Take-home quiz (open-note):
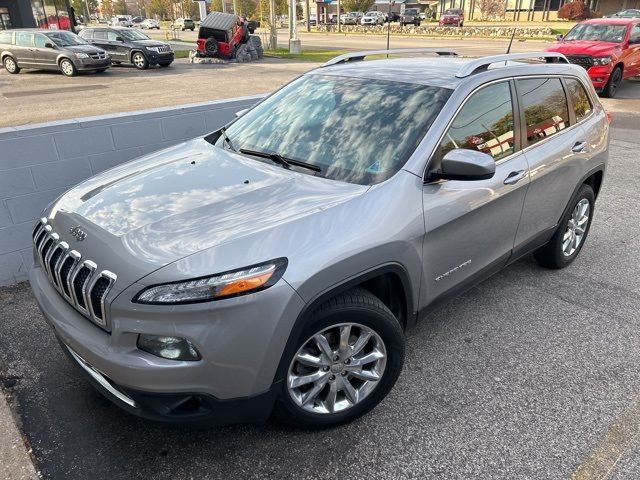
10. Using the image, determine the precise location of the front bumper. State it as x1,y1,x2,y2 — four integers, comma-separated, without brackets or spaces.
29,263,305,424
76,57,111,71
586,65,614,89
146,51,174,65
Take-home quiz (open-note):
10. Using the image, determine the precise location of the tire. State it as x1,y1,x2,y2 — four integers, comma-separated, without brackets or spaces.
3,56,20,74
534,184,595,269
59,58,76,77
131,51,148,70
204,37,219,56
601,65,622,98
274,287,405,429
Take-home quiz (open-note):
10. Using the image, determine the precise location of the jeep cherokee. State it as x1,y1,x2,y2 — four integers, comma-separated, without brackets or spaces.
29,49,609,429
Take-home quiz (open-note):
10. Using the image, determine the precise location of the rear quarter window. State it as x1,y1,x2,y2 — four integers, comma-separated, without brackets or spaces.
517,78,569,147
0,31,11,44
565,78,593,123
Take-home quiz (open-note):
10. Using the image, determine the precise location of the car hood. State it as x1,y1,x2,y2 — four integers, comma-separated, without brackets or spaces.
64,44,105,54
547,40,622,56
130,39,168,47
48,138,367,285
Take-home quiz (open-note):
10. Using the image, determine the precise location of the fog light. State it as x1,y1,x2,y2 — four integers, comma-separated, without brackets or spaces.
137,335,201,361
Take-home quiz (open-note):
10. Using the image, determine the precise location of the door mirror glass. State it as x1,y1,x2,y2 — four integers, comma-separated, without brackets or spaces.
44,42,55,48
431,149,495,181
235,108,249,118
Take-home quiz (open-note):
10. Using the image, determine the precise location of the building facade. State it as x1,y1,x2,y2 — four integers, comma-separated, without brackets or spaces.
0,0,74,30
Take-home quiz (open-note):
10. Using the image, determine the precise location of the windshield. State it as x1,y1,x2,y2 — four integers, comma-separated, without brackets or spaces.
444,9,460,14
46,31,87,47
220,74,451,185
118,29,150,40
563,23,628,42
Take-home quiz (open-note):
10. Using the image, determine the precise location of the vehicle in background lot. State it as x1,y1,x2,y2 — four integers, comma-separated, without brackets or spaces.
131,16,144,24
79,27,173,69
111,16,133,27
174,18,196,31
547,18,640,97
0,29,110,76
386,12,400,22
307,14,317,26
342,12,363,25
439,8,464,26
197,12,248,59
400,8,421,26
29,49,608,429
605,9,640,18
140,19,160,29
361,11,385,25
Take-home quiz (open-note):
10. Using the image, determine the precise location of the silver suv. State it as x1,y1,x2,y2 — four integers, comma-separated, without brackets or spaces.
29,49,609,428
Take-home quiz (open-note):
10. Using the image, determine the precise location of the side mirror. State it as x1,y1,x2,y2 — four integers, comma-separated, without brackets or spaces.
115,36,124,42
429,149,495,182
44,42,55,48
556,34,564,41
235,108,249,118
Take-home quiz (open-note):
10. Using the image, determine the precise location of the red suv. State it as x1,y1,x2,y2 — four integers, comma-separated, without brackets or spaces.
197,12,248,59
547,18,640,97
439,9,464,27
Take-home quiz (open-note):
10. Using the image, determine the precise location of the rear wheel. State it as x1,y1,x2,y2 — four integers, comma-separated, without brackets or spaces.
59,58,76,77
275,288,405,429
601,65,622,98
3,56,20,74
132,52,148,70
534,184,595,269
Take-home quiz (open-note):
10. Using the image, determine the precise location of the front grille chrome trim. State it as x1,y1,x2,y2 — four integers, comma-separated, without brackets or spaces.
32,218,116,332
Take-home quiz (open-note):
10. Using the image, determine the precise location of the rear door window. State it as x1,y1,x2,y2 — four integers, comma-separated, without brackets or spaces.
517,78,570,147
94,30,108,40
565,78,593,123
435,81,516,162
15,32,34,47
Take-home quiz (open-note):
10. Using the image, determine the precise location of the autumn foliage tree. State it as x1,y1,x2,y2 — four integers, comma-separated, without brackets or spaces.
558,0,591,20
476,0,505,20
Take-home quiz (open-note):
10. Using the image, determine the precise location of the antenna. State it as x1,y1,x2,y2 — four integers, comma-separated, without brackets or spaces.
506,28,516,54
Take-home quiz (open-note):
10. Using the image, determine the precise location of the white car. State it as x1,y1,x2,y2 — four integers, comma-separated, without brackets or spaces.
361,11,385,25
140,19,160,29
111,16,133,27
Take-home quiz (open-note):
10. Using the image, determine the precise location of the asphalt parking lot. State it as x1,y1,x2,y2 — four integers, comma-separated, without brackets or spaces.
0,113,639,479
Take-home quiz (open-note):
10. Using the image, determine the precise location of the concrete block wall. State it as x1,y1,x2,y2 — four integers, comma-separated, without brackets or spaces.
0,95,262,285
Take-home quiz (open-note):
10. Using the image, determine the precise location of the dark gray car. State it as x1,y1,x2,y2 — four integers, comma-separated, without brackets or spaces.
29,49,608,429
78,27,173,69
0,29,110,76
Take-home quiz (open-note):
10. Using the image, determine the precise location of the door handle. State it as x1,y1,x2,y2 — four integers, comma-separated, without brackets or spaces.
571,141,588,153
504,170,526,185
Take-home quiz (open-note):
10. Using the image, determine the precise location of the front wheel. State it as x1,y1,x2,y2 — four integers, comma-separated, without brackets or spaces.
601,66,622,98
59,58,76,77
275,288,405,429
132,52,149,70
534,184,595,269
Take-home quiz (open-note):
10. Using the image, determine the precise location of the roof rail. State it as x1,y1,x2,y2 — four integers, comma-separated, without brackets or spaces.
455,52,569,78
322,48,458,67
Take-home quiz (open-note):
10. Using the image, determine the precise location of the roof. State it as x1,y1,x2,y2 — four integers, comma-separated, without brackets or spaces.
200,12,238,31
581,17,639,25
312,55,584,90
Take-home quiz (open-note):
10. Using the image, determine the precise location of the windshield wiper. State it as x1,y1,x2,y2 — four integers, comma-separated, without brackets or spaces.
219,127,237,152
239,148,321,173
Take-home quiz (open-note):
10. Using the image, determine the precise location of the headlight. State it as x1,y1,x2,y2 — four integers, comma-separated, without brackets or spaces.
75,52,89,58
146,46,159,52
592,56,612,66
133,258,288,304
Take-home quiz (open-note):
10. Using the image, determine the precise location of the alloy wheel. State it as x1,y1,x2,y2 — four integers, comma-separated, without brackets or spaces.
287,323,387,414
563,198,590,256
4,57,16,72
133,53,146,68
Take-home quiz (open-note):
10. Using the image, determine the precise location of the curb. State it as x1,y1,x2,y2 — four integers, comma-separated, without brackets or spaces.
0,390,40,480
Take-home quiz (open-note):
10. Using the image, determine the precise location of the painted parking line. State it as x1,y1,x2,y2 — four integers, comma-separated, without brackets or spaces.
572,394,640,480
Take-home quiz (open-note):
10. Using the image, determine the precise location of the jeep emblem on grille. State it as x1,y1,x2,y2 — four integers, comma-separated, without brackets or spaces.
69,226,87,241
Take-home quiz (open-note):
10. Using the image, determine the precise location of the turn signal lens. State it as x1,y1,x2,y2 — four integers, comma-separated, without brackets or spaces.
134,258,287,305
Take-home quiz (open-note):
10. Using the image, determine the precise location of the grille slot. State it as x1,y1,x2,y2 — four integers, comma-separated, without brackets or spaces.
32,218,117,331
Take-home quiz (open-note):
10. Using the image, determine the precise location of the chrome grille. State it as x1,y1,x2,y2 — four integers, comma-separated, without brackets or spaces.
32,218,116,331
566,55,593,70
89,52,108,60
157,45,171,54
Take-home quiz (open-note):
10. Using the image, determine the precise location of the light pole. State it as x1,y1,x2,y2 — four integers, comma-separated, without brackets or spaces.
386,0,395,52
289,0,301,53
269,0,277,49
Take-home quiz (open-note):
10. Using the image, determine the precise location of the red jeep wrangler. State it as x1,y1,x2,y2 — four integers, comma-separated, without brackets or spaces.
197,12,248,59
547,18,640,97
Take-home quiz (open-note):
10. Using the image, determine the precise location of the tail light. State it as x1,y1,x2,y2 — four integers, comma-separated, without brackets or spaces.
196,38,206,52
605,110,612,124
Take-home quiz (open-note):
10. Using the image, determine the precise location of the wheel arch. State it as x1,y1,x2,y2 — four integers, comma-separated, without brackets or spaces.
271,263,415,386
557,164,605,224
130,48,146,62
2,52,17,63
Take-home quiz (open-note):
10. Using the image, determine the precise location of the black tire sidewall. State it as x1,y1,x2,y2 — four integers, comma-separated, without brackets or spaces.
602,66,622,98
537,184,595,268
275,291,405,429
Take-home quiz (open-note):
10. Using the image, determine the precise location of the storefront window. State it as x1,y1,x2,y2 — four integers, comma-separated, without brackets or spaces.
31,0,72,30
0,7,13,30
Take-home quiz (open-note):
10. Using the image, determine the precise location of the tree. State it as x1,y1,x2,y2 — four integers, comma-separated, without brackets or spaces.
147,0,170,18
341,0,373,13
115,0,128,14
101,0,114,18
476,0,505,20
237,0,257,17
558,0,591,20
